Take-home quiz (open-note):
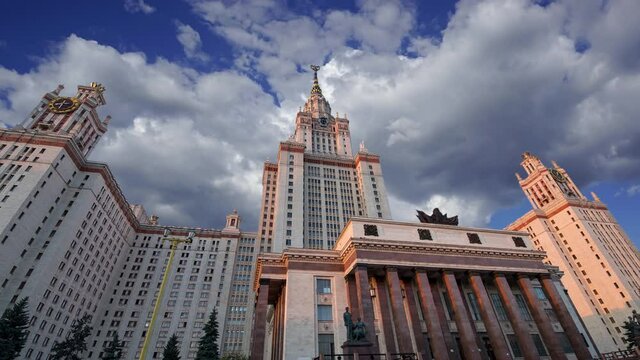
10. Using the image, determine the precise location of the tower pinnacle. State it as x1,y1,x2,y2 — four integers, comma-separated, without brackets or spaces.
310,64,323,96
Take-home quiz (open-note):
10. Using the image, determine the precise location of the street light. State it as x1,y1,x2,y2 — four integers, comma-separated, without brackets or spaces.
139,228,196,360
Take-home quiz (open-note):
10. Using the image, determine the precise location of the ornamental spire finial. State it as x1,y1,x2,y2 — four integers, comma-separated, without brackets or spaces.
309,64,323,96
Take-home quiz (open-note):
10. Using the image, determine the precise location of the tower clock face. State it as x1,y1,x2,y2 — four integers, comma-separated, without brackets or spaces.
48,97,80,114
549,168,566,183
318,117,328,127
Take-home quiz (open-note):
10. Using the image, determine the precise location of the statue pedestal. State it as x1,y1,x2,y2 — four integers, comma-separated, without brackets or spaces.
341,340,373,355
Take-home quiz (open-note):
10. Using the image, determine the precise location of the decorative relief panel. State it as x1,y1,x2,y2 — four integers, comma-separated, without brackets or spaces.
364,224,378,236
417,228,432,240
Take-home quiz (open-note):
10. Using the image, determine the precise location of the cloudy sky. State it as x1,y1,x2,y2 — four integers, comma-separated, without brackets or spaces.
0,0,639,244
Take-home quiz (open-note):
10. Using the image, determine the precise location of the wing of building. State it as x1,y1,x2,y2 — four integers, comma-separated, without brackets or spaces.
507,152,640,353
0,84,258,359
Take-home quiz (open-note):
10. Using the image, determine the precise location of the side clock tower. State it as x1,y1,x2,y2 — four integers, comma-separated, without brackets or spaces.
22,82,110,157
509,152,640,353
516,151,585,209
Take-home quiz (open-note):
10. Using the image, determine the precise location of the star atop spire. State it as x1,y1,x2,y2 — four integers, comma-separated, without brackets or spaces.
310,64,323,96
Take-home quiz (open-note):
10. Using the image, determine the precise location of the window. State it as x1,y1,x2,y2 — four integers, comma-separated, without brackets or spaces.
534,287,546,300
317,305,332,321
556,332,574,353
545,309,558,323
318,334,334,357
514,294,532,321
531,334,548,356
507,334,522,357
490,293,508,321
466,293,481,321
316,279,331,294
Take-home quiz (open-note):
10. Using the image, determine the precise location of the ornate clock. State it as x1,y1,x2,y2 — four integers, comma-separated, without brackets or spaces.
48,97,80,114
318,117,328,127
549,168,566,183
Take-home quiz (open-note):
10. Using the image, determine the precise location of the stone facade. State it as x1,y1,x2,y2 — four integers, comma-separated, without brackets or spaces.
508,152,640,353
253,218,599,360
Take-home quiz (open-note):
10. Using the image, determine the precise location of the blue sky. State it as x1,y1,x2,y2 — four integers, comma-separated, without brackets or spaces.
0,0,639,245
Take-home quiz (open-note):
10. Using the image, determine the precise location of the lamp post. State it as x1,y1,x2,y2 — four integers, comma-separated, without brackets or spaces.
139,228,196,360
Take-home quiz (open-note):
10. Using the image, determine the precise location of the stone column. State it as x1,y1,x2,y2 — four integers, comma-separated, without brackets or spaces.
494,273,539,360
346,275,360,324
415,270,449,360
443,271,482,360
404,279,430,359
276,285,286,360
251,280,270,360
271,296,280,360
375,277,397,354
469,273,512,360
517,275,566,359
355,265,379,353
386,267,414,353
540,275,592,360
433,279,459,358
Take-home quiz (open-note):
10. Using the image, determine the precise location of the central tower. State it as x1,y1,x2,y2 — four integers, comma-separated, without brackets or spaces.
258,65,391,252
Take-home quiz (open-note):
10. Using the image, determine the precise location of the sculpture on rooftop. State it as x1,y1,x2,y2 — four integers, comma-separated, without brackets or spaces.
416,208,459,226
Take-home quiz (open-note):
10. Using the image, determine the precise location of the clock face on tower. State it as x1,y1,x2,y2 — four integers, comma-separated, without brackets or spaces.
48,97,80,114
318,117,328,127
549,168,566,183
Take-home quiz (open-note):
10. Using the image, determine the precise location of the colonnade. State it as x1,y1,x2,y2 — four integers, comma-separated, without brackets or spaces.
343,266,592,360
251,267,592,360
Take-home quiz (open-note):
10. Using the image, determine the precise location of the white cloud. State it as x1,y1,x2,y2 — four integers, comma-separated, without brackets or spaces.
625,185,640,197
0,35,284,228
175,22,210,62
124,0,156,14
2,0,640,230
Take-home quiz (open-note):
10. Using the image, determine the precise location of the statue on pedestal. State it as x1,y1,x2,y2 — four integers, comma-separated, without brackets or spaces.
341,308,373,355
343,307,354,341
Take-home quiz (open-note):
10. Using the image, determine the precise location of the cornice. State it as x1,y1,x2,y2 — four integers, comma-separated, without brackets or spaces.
344,217,530,237
354,152,381,167
304,153,356,168
279,141,305,153
507,197,609,230
339,237,547,261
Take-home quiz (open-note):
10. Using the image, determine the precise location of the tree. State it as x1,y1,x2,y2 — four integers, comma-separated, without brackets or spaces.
622,310,640,350
0,297,30,360
195,308,219,360
221,353,249,360
50,313,93,360
102,332,124,360
163,334,181,360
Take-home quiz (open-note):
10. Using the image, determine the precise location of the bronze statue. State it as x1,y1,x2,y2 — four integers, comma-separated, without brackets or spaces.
352,318,366,341
416,208,459,226
343,307,354,341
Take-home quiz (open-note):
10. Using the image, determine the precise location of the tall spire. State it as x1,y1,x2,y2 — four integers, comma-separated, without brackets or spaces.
310,64,323,96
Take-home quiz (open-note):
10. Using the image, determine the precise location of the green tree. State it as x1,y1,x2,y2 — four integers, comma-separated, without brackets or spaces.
102,332,124,360
195,308,219,360
50,313,93,360
221,353,249,360
622,310,640,350
163,334,181,360
0,297,30,360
